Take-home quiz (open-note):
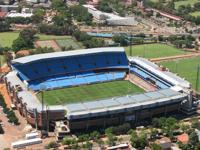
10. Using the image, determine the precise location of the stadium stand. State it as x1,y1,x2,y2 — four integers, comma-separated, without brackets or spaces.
11,48,129,91
5,49,194,131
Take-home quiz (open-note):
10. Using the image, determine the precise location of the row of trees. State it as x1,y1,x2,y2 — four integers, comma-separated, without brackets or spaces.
70,5,93,25
73,30,105,48
12,28,37,52
145,0,200,25
0,95,19,125
158,35,195,49
97,0,135,17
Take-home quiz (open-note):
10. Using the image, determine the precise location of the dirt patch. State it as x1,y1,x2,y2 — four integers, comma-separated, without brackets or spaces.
35,40,61,51
150,53,200,62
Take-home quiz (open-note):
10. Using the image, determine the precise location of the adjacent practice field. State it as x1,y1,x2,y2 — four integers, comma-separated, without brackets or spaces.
175,0,199,9
37,80,144,105
0,32,19,47
56,39,83,50
35,40,61,51
125,43,189,59
0,32,74,47
160,57,200,92
190,11,200,17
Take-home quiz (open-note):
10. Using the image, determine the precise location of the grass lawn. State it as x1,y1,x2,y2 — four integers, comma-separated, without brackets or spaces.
190,11,200,17
0,32,19,47
175,0,199,9
37,34,71,41
37,80,144,105
125,43,188,59
0,31,74,47
160,57,200,92
56,38,84,50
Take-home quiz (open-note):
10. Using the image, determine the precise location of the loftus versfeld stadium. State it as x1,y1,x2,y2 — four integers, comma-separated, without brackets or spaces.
4,47,195,132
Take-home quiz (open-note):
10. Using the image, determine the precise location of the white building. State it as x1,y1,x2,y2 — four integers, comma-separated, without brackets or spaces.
83,4,138,26
6,8,33,18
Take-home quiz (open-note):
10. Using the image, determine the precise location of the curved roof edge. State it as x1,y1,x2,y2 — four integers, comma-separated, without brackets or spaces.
12,47,125,64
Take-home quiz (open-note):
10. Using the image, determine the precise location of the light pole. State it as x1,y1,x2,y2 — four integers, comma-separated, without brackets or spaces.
196,64,200,92
124,34,134,56
40,84,46,136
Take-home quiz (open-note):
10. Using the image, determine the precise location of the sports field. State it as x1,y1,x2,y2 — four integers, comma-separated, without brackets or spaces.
37,80,144,105
175,0,199,9
190,11,200,17
56,39,84,50
125,43,189,58
160,57,200,92
0,32,73,47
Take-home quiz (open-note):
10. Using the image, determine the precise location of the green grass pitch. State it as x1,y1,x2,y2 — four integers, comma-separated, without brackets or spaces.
175,0,199,9
37,80,144,105
160,57,200,92
56,39,84,50
125,43,189,59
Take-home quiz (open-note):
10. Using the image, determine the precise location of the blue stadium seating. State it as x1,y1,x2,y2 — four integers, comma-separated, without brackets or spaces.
13,51,128,91
130,64,172,89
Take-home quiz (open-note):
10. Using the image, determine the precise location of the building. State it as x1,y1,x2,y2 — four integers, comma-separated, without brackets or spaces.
176,133,189,144
0,5,18,12
4,47,195,132
6,8,33,18
155,137,172,150
83,4,138,26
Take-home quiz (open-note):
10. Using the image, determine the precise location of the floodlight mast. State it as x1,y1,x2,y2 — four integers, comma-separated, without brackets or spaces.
196,64,200,91
40,84,47,136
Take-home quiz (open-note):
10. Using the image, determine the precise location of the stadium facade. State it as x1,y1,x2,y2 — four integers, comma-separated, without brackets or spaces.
4,47,194,131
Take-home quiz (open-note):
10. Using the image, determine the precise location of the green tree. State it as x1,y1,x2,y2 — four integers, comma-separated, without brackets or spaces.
90,131,100,141
12,29,37,52
51,0,66,11
131,130,148,150
32,8,45,24
150,143,162,150
191,118,200,129
189,131,199,146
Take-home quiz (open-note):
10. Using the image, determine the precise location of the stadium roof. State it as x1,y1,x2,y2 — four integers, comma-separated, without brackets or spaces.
129,57,191,89
65,88,188,120
12,47,125,64
6,71,27,90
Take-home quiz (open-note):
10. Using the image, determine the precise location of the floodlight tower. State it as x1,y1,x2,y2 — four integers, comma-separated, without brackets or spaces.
40,84,47,135
196,64,200,91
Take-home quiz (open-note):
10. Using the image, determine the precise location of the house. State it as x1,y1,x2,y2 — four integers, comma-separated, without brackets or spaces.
0,12,7,18
176,133,189,144
155,137,172,150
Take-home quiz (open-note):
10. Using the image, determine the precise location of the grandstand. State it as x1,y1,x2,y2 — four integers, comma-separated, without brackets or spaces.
11,47,129,91
4,47,195,131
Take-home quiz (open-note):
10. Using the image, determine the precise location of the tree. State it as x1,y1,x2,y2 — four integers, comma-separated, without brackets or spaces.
150,129,158,140
191,118,200,129
112,35,129,46
189,131,199,146
51,0,66,11
98,0,112,13
150,143,162,150
62,136,77,145
106,133,117,146
82,141,93,149
45,141,58,149
70,5,93,25
12,29,37,52
96,139,104,148
90,131,100,141
32,8,45,24
131,130,148,150
0,124,4,134
78,134,90,142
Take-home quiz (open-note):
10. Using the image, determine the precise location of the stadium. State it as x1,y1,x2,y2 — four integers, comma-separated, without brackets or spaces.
4,47,195,132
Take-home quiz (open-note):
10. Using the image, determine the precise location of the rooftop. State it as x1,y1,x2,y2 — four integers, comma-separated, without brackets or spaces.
12,47,125,64
129,57,191,89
